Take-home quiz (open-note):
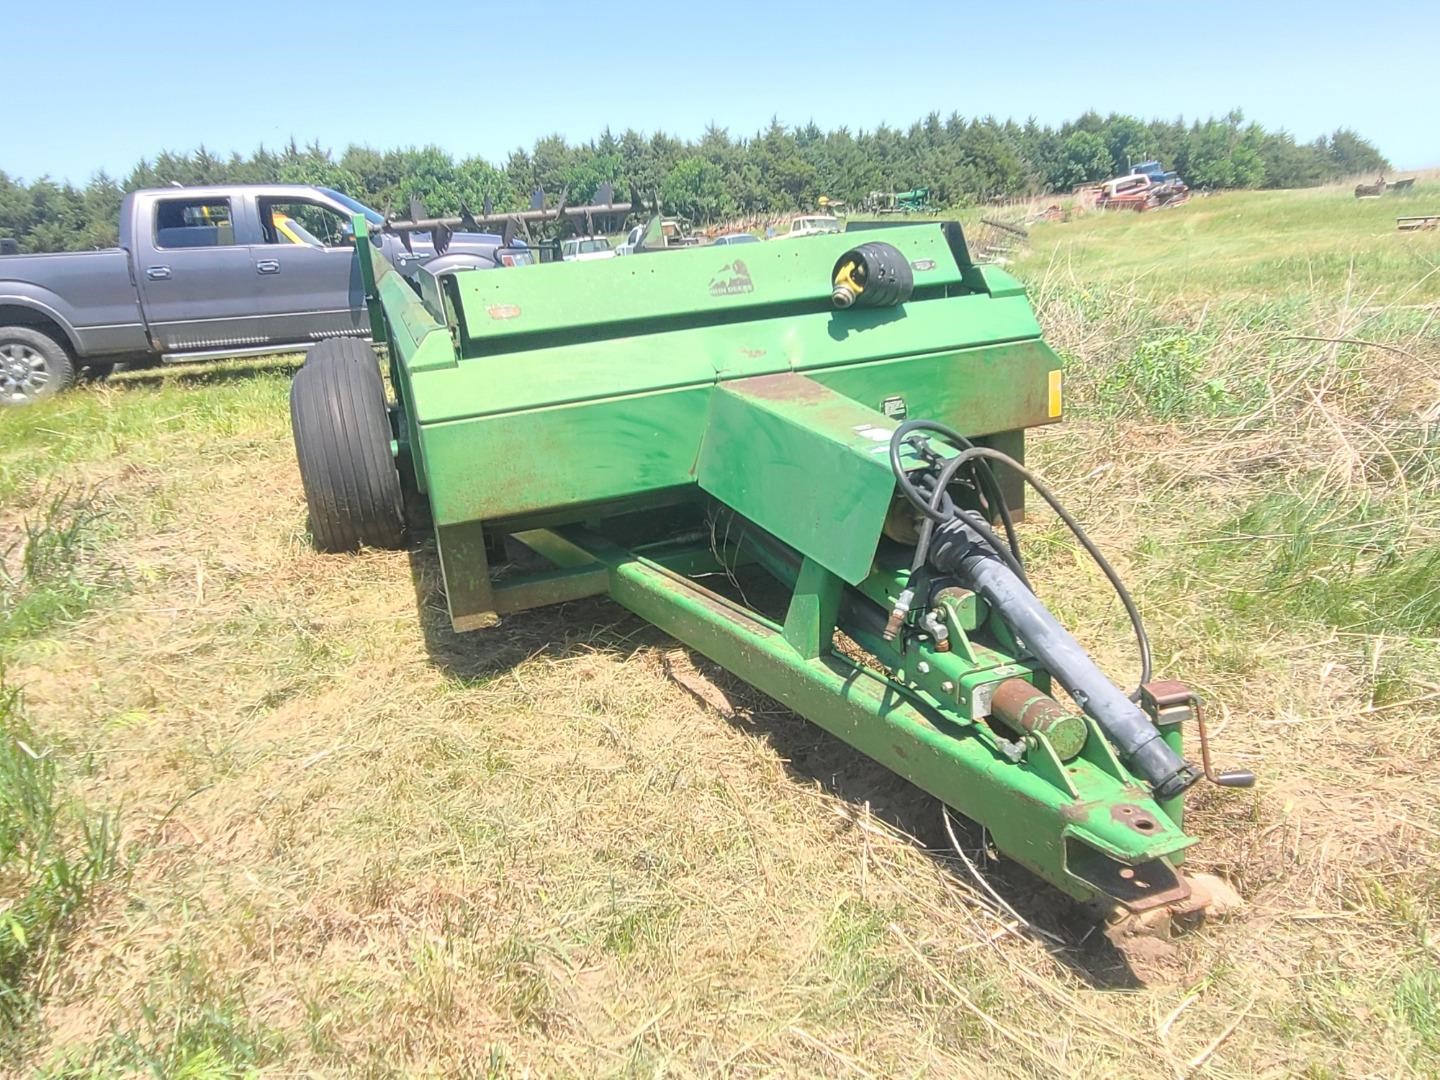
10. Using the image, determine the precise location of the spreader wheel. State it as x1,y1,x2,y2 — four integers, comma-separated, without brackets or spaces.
290,338,406,553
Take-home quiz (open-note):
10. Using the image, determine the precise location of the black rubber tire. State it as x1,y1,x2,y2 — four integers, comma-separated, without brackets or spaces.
0,325,74,406
290,338,405,552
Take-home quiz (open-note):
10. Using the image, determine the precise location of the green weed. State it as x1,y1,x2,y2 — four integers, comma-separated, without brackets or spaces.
39,951,285,1079
0,487,114,653
1199,489,1440,635
810,897,900,1021
0,682,118,1055
1396,962,1440,1064
1098,327,1233,419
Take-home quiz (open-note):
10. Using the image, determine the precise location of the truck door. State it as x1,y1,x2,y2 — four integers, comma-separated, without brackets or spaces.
249,196,368,346
137,194,271,353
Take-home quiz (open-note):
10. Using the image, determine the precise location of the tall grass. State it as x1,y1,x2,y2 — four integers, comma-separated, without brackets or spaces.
0,682,118,1051
1,488,114,654
0,489,122,1063
1030,271,1440,654
1210,488,1440,635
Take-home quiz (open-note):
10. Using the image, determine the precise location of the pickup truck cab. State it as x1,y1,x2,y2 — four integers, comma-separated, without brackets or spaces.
1129,160,1179,185
0,184,518,405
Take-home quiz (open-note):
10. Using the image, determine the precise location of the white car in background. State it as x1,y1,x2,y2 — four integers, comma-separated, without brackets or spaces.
559,236,616,262
777,217,840,240
773,215,842,240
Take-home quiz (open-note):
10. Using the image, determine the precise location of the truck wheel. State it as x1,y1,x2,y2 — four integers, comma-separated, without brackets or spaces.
0,326,74,406
290,338,405,552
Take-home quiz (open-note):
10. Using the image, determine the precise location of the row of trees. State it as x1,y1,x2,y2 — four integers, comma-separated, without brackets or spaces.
1,111,1388,251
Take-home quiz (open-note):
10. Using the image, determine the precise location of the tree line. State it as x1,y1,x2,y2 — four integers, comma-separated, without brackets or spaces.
1,110,1389,252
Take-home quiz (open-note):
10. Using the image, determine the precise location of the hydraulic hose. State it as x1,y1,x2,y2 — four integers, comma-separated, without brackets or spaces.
928,518,1200,799
885,423,1196,797
927,445,1152,698
888,426,1151,698
887,417,1025,584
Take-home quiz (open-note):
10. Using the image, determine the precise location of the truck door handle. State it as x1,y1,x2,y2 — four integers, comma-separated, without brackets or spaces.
255,260,281,275
146,266,171,280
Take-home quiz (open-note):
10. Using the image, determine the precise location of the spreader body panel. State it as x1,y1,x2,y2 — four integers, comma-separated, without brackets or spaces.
335,213,1221,917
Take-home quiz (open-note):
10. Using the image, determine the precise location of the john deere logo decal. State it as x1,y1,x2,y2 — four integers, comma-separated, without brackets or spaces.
709,260,754,297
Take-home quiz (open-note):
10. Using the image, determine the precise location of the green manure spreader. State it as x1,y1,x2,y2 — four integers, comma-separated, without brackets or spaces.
289,215,1252,931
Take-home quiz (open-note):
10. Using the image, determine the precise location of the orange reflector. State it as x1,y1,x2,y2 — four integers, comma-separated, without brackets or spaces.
1048,369,1063,418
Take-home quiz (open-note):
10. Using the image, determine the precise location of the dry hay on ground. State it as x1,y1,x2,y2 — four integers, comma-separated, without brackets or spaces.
5,356,1436,1076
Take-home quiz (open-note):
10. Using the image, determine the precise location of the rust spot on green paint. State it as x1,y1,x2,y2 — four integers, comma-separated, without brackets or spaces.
731,373,832,404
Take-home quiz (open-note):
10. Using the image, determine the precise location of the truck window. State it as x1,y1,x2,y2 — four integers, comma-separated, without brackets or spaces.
155,198,235,249
259,199,350,247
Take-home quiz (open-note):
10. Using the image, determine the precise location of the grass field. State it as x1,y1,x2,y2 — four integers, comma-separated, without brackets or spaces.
1,180,1438,1077
1017,182,1440,301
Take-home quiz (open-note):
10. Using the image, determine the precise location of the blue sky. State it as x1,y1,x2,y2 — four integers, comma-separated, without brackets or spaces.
3,0,1435,184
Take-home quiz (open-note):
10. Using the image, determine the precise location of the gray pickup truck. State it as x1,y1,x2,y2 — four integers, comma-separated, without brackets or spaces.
0,184,521,405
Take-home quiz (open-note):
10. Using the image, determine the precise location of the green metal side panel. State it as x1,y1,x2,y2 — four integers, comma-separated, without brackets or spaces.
417,340,1057,528
806,336,1060,431
446,225,966,349
378,270,450,363
404,291,1042,425
419,387,711,526
697,375,901,586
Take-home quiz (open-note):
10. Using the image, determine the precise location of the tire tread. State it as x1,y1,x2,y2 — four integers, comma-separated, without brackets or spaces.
289,339,405,552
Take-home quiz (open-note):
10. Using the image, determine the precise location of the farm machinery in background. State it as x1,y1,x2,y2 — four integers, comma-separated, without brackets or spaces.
1129,160,1180,187
369,182,644,263
616,216,701,255
1093,159,1190,212
863,188,938,214
286,211,1255,937
1356,175,1417,198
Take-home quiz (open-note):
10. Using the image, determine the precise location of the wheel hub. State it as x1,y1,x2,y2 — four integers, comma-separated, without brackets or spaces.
0,342,50,403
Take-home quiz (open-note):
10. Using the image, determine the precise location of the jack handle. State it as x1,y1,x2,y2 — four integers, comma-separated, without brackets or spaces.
1193,697,1256,789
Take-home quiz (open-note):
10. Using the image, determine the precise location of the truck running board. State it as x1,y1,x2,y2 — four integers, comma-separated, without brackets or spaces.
161,337,371,364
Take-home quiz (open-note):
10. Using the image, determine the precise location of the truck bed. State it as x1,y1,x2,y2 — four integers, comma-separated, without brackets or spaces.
0,248,149,357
